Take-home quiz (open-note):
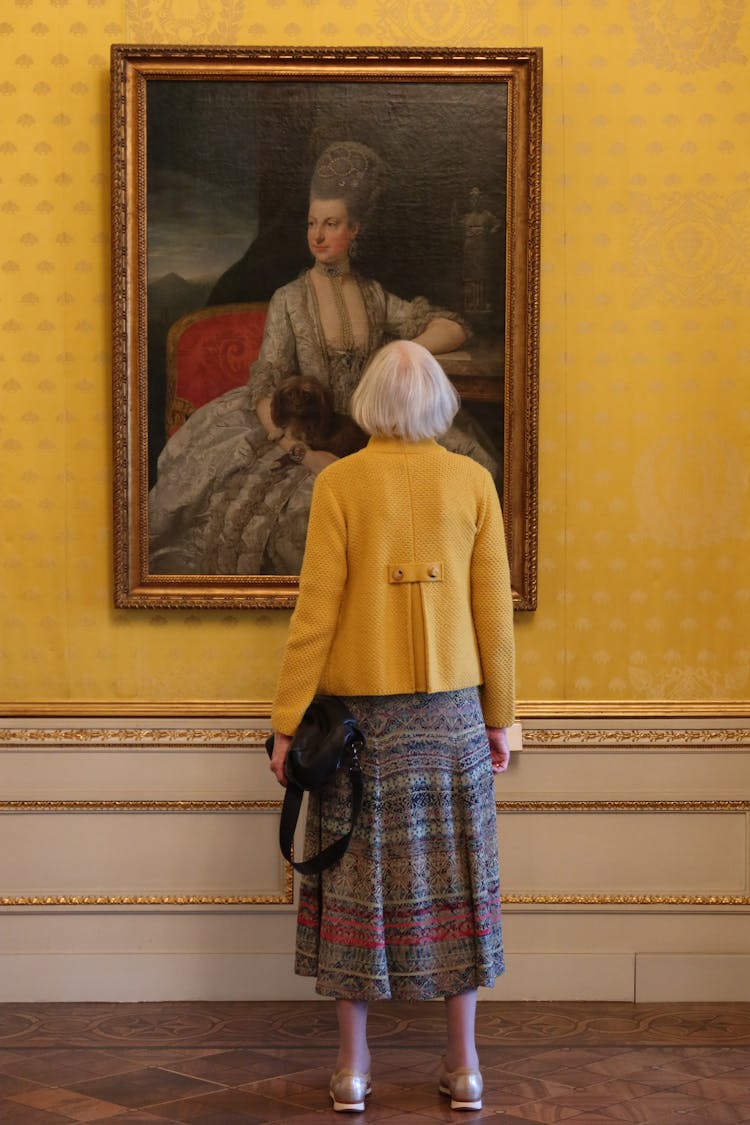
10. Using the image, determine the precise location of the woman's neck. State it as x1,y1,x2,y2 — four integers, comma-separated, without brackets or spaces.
313,258,351,278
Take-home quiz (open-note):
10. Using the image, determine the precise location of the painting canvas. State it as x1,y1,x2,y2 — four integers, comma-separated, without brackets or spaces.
112,46,541,608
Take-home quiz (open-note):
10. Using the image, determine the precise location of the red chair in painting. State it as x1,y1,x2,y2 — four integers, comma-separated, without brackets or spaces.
165,302,268,435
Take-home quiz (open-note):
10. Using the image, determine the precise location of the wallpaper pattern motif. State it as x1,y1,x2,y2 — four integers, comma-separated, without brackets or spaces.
0,0,748,704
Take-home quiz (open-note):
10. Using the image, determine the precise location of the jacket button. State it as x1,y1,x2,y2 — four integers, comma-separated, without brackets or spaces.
428,566,439,578
392,568,404,581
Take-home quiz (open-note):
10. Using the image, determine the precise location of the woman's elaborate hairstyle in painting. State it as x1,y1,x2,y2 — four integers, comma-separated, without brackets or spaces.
309,141,388,227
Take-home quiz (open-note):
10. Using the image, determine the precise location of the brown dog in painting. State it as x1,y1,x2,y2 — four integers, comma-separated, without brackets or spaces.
270,376,368,459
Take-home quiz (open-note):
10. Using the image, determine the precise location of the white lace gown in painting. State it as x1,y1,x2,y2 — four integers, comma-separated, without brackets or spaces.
148,267,496,576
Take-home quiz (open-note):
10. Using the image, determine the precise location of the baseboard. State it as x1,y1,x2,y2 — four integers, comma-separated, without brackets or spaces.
635,954,750,1001
488,953,635,1001
0,954,320,1003
3,952,748,1003
0,952,635,1003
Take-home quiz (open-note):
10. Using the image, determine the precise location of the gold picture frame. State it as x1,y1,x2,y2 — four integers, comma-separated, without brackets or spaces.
111,45,541,609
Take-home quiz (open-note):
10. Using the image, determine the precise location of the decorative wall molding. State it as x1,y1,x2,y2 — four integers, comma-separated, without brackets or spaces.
0,800,279,811
0,700,748,720
0,794,294,908
0,703,272,719
0,891,294,909
522,728,750,749
504,894,750,906
498,800,750,811
518,701,750,720
8,798,747,812
498,800,750,906
0,729,267,749
2,726,748,751
2,710,748,911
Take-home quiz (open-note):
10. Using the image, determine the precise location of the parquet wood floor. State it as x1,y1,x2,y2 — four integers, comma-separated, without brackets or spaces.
0,1002,749,1122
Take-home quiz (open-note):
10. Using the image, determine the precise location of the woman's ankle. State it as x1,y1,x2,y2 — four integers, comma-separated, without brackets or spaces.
445,1047,479,1072
335,1048,371,1074
444,990,479,1072
335,999,370,1074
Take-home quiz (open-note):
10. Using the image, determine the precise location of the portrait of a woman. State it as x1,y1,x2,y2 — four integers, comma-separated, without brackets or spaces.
147,140,498,576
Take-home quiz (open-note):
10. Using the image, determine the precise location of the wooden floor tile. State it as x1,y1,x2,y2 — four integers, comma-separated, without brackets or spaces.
0,1002,749,1123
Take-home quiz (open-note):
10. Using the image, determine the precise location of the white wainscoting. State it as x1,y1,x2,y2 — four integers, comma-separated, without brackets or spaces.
0,706,749,1002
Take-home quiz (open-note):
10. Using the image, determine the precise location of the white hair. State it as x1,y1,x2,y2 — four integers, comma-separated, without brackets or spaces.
350,340,460,441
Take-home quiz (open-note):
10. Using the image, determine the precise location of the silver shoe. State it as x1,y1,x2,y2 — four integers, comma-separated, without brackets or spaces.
438,1059,483,1110
329,1068,372,1112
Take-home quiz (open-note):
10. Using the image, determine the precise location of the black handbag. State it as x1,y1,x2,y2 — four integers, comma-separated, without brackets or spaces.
265,695,364,875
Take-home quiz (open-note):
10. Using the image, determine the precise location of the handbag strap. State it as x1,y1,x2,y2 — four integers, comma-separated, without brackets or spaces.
279,747,363,875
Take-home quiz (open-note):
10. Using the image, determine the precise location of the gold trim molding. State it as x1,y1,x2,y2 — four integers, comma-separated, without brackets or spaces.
0,891,293,907
503,894,750,906
0,800,280,812
0,729,269,748
0,700,748,719
518,701,750,719
522,729,750,749
0,702,272,719
2,798,747,813
496,800,750,812
2,889,745,908
1,726,748,750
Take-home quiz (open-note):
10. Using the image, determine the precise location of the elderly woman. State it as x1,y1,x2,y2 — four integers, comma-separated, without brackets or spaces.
148,141,496,576
269,339,515,1113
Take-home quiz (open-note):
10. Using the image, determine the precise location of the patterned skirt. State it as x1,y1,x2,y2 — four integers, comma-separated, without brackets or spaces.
295,688,505,1000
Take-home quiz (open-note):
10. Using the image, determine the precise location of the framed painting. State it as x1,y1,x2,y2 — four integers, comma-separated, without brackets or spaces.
111,45,541,609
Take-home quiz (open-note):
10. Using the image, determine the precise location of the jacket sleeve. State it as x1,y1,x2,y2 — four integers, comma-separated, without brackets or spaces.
270,473,348,735
470,473,516,728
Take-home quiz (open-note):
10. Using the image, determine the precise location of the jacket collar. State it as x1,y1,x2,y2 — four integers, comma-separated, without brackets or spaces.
366,436,440,454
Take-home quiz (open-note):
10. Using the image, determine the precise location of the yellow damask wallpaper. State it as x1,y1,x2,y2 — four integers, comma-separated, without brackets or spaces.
0,0,748,705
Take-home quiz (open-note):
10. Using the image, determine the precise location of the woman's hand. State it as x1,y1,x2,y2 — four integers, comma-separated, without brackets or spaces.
303,449,339,476
486,726,511,774
269,731,292,787
273,431,339,477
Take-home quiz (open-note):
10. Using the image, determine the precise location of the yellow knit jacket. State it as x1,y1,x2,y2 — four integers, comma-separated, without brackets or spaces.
271,436,516,734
